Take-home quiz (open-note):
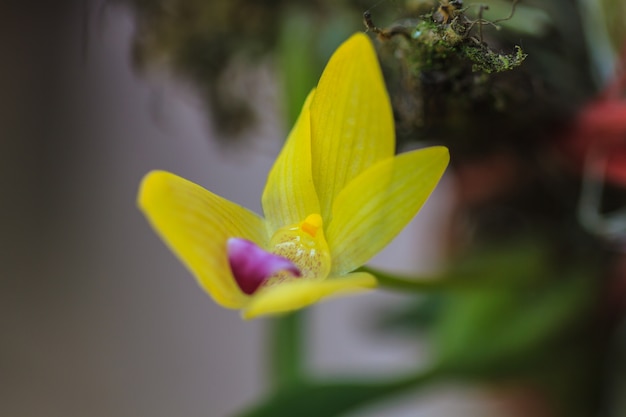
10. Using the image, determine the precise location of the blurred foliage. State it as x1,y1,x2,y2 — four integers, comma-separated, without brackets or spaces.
120,0,372,134
235,368,438,417
380,238,605,416
119,0,603,150
120,0,596,147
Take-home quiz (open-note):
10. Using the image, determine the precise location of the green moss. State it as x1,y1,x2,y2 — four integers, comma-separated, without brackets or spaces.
404,15,526,75
374,8,531,145
462,44,527,74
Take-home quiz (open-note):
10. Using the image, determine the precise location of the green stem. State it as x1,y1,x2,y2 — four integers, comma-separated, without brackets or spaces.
358,266,452,292
269,10,317,391
270,311,306,388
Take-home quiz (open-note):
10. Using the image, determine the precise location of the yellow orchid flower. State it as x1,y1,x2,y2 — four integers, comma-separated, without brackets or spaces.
138,33,449,319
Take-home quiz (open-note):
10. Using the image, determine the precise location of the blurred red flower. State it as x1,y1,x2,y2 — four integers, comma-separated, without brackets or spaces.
559,47,626,187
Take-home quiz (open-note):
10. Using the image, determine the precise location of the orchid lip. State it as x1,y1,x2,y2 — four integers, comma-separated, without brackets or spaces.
227,238,301,295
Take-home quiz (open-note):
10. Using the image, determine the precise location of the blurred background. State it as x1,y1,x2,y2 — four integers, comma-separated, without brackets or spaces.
1,0,625,416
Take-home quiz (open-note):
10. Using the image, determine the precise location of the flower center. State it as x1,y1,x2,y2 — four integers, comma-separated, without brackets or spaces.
227,214,332,295
266,214,331,284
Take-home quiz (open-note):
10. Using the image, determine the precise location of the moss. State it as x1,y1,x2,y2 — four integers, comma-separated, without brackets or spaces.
405,14,526,75
462,44,527,74
372,7,533,149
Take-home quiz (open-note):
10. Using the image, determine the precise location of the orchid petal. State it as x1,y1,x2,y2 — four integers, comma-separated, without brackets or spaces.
138,171,267,308
262,91,320,233
227,238,300,295
310,33,395,221
327,146,449,275
241,272,377,319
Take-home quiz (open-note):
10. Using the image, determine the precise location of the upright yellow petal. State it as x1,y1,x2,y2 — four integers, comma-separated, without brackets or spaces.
327,147,449,275
138,171,267,308
242,272,377,319
310,33,395,221
262,90,320,233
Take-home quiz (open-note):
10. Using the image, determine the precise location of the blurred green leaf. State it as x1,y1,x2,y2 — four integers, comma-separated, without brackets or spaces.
434,266,595,376
379,239,599,377
376,293,445,334
376,241,549,332
235,368,439,417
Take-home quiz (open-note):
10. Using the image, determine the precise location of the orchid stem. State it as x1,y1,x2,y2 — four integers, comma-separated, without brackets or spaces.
359,266,452,292
270,311,306,388
269,10,318,390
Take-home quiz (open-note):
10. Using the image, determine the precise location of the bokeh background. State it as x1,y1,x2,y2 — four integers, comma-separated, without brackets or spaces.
2,1,625,416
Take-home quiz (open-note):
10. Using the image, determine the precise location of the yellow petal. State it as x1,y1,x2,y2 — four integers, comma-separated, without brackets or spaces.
138,171,267,308
242,272,377,319
310,33,395,221
327,146,450,275
262,90,320,233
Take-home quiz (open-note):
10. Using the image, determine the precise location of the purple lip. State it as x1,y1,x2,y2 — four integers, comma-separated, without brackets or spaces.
227,238,301,295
